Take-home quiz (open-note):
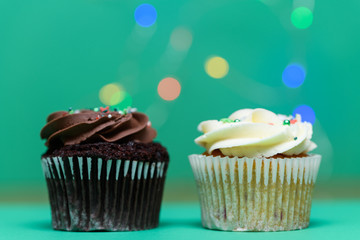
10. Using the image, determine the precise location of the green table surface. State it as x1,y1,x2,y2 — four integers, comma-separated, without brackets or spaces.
1,201,359,240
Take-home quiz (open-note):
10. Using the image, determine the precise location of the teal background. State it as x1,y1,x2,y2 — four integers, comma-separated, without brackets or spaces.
0,0,359,201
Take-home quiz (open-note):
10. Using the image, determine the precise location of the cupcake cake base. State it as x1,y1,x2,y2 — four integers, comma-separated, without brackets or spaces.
189,154,321,232
41,142,169,231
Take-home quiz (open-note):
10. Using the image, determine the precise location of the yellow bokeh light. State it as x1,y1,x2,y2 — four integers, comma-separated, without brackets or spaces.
99,83,125,106
205,56,229,79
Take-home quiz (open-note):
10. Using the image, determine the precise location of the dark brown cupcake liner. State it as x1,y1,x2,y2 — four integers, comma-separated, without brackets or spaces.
41,156,168,231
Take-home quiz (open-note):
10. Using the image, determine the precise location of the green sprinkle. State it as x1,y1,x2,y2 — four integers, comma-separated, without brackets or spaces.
294,137,298,140
94,107,99,112
234,119,241,122
283,119,290,126
220,118,233,123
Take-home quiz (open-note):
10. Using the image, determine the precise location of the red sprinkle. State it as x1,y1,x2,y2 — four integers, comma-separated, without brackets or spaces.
290,119,297,124
100,106,109,112
268,123,274,125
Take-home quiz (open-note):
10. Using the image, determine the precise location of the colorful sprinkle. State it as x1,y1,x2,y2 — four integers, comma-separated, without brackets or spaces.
94,107,99,112
100,106,109,113
220,118,233,123
68,107,74,114
290,119,298,124
234,119,241,122
283,120,291,126
122,106,136,115
108,114,112,118
294,137,298,140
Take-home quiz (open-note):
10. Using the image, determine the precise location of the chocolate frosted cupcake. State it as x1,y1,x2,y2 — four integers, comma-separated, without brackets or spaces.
189,108,321,231
40,107,169,231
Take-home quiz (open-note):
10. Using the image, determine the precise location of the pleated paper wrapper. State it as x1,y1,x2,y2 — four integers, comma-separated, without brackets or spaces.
189,154,321,231
41,156,168,231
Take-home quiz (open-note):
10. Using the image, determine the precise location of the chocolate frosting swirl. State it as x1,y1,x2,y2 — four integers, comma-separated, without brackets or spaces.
40,110,156,149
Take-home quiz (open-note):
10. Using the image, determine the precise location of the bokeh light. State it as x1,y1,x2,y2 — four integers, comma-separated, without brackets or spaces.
113,92,133,110
205,56,229,79
170,27,193,51
282,63,306,88
99,83,125,106
157,77,181,101
291,7,313,29
293,105,316,124
134,4,157,27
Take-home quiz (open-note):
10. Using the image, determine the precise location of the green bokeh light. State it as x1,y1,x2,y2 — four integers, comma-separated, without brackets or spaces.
291,7,313,29
113,92,133,110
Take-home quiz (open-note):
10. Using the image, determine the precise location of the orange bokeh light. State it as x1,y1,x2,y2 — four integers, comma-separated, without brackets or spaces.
157,77,181,101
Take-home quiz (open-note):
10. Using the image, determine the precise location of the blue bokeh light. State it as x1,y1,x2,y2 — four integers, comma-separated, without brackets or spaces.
134,4,157,27
282,64,306,88
293,105,316,124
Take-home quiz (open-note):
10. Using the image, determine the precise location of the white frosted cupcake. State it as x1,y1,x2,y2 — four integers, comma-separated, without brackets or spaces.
189,108,321,231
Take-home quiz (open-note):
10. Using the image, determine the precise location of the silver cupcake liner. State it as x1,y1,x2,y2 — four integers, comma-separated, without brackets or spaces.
189,154,321,231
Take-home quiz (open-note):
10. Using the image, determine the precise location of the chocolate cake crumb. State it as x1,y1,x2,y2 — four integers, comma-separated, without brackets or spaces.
42,141,169,162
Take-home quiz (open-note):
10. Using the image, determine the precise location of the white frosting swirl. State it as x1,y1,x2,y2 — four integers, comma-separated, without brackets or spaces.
195,108,317,158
